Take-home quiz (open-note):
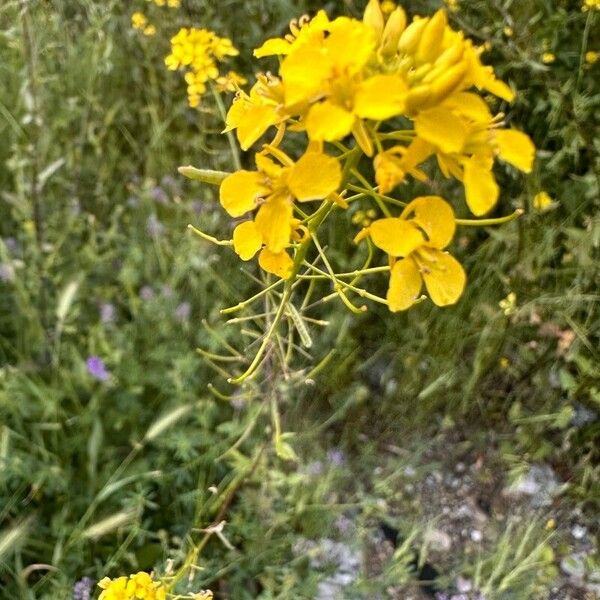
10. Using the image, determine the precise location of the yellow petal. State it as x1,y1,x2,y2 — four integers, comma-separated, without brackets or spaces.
354,75,407,120
255,196,293,253
220,171,270,217
255,152,283,179
305,101,355,141
233,221,263,260
236,104,280,151
281,46,330,107
414,107,468,154
495,129,536,173
369,218,424,257
442,92,492,122
387,257,423,311
419,248,466,307
287,152,341,202
403,195,455,249
463,157,499,216
258,248,293,279
253,37,292,58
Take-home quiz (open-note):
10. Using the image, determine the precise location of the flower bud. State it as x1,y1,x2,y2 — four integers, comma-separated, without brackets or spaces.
398,17,428,55
416,10,447,64
380,7,407,57
363,0,385,39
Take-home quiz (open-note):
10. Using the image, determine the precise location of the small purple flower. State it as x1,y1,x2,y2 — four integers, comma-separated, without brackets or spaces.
146,214,165,238
3,237,19,255
86,356,110,382
161,175,179,192
150,186,169,205
99,302,115,324
190,200,205,214
73,576,94,600
140,286,154,301
327,448,346,466
175,301,191,322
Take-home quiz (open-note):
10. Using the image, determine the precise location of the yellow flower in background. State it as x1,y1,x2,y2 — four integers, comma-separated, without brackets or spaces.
503,26,514,37
165,28,239,107
98,572,166,600
585,51,599,65
219,150,341,278
582,0,600,10
499,292,517,315
356,196,466,311
215,71,248,93
143,24,156,36
131,12,148,30
444,0,460,13
381,0,397,14
542,52,556,64
533,191,553,211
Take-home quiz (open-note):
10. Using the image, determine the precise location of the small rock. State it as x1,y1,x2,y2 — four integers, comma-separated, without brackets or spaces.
571,524,587,540
503,464,562,507
425,528,452,552
470,529,483,543
560,553,586,580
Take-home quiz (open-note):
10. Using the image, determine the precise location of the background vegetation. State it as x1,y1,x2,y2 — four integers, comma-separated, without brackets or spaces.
0,0,598,598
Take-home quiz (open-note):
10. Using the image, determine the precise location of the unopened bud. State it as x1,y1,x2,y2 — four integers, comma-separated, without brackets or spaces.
381,7,407,57
363,0,385,38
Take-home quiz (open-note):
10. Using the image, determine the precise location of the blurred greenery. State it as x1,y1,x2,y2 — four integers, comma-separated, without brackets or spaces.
0,0,599,598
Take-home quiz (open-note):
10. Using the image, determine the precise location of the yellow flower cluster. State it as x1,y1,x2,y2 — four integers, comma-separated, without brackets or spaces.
165,28,245,107
131,12,156,36
582,0,600,10
187,1,536,313
98,572,166,600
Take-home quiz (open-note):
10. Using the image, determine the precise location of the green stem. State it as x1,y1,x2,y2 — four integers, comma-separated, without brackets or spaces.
211,84,242,171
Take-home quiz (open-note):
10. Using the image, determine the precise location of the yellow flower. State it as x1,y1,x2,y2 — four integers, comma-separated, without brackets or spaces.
444,0,460,12
219,150,341,278
166,28,239,107
215,71,248,93
585,50,599,65
98,572,167,600
131,12,148,30
582,0,600,10
143,25,156,36
167,0,181,6
503,26,513,37
533,191,553,211
542,52,556,64
410,93,535,215
357,196,466,311
499,292,517,315
224,74,286,150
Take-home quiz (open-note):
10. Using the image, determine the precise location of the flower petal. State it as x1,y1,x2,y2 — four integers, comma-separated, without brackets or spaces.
255,196,293,253
420,248,466,307
495,129,535,173
414,107,468,154
463,157,499,216
369,218,424,257
258,248,293,279
281,46,331,107
236,104,280,151
253,37,292,58
287,152,341,202
305,101,355,141
233,221,263,260
354,75,407,120
219,171,270,217
403,195,455,249
387,257,423,312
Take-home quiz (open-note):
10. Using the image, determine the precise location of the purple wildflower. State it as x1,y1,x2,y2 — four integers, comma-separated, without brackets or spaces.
175,301,191,322
72,577,94,600
306,461,323,476
327,448,346,466
161,285,174,298
3,237,19,255
146,214,165,238
86,356,110,382
160,175,180,192
140,286,154,301
150,186,169,205
99,302,116,324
